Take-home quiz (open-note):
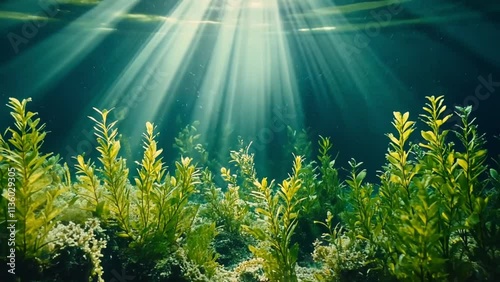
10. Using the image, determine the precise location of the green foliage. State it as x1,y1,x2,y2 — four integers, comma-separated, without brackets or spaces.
149,157,200,248
132,121,166,243
201,139,256,235
77,108,132,236
452,105,499,277
316,136,344,214
185,222,220,278
74,154,104,218
228,138,257,199
298,136,344,219
1,95,498,281
76,111,201,257
379,107,447,280
343,159,377,242
244,156,304,282
203,167,248,234
286,126,312,159
0,98,71,259
370,96,499,280
313,211,372,281
173,120,209,166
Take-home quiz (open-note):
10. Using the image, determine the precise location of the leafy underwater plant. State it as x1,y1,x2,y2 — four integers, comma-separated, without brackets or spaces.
74,109,200,245
321,95,500,281
203,166,249,235
244,155,304,282
0,98,73,263
184,222,220,278
173,120,209,167
381,109,446,280
313,211,372,281
1,94,498,281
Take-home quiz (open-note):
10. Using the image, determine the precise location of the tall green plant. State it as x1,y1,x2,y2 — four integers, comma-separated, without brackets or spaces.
74,155,104,218
75,108,131,236
229,138,257,200
418,95,459,265
380,109,446,280
133,122,166,243
203,167,248,234
154,157,200,246
244,155,304,282
452,105,498,277
343,159,377,242
0,98,71,259
312,136,344,218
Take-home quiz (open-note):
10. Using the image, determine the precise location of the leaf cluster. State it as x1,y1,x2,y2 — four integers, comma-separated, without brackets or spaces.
0,98,72,260
244,155,305,282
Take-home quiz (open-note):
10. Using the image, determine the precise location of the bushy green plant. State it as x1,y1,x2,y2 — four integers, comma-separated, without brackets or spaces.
286,126,312,160
317,136,344,212
173,120,209,166
74,108,132,236
0,98,72,262
200,139,254,235
228,138,258,200
244,155,304,282
379,108,447,280
342,159,378,242
184,222,220,278
74,154,105,218
132,121,166,243
359,96,500,280
313,211,372,281
203,167,248,234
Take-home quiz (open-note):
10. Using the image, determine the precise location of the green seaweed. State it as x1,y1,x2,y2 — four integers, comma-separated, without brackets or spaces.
244,155,304,282
1,95,499,281
0,98,72,262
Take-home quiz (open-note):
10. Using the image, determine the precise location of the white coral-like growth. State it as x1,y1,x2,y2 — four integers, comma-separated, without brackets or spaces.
46,218,107,282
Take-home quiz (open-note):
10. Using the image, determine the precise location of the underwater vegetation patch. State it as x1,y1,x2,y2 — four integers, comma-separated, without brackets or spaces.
0,96,499,281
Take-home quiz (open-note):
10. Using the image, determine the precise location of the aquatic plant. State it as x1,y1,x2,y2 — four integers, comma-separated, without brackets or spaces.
342,159,378,242
451,105,499,277
293,136,345,262
184,222,220,278
286,126,312,160
74,154,105,218
1,95,498,281
132,121,166,243
173,120,209,166
228,138,258,200
203,167,249,235
0,98,72,261
244,155,304,282
88,108,131,235
313,211,372,281
315,136,344,217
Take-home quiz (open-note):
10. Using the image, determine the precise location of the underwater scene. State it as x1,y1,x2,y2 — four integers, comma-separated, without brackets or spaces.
0,0,500,281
